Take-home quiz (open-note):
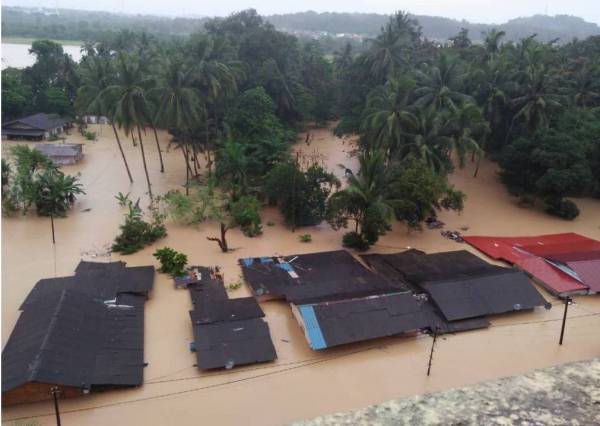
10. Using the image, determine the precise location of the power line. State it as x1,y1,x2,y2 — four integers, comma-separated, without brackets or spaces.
5,312,599,423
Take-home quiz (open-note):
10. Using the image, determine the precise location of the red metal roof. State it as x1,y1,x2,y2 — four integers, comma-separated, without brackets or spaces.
464,233,598,296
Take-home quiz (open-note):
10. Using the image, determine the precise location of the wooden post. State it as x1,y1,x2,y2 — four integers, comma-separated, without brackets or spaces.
559,297,571,345
427,328,438,376
51,386,61,426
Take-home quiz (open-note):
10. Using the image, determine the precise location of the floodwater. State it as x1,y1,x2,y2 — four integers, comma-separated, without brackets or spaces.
2,124,599,425
1,43,83,69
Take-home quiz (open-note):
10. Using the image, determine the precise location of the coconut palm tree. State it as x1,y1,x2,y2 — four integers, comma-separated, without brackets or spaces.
76,53,134,183
413,53,473,113
508,64,563,135
36,169,85,244
101,53,154,199
401,109,454,174
483,29,506,60
360,77,418,158
447,103,489,174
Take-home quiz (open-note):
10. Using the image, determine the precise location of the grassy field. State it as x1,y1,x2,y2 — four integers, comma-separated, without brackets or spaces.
2,36,83,46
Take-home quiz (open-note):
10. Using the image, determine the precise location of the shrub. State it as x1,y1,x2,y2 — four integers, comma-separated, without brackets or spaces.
230,195,262,237
84,131,97,141
115,192,131,207
342,231,370,251
153,247,188,277
112,205,167,254
298,234,312,243
544,197,580,220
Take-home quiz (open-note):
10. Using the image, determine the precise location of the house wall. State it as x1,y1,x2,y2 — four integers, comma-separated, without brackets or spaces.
2,383,82,406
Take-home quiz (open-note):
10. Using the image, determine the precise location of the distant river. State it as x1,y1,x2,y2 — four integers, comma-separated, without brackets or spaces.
1,42,83,69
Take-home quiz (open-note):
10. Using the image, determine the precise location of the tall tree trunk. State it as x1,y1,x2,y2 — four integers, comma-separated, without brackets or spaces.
193,146,201,175
191,145,199,177
51,214,55,244
137,125,153,200
131,132,137,147
473,156,481,178
205,118,213,179
111,123,133,183
181,144,193,196
152,126,165,173
207,223,228,252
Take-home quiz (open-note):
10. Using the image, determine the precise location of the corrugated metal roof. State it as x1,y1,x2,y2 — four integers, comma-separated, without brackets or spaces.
2,113,68,131
2,261,154,394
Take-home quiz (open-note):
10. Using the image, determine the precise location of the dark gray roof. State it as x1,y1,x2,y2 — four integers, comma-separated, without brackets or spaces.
2,289,145,392
34,144,82,157
21,262,155,309
2,261,154,393
240,250,406,304
192,319,277,370
296,292,489,350
189,297,265,325
419,271,549,321
2,113,68,131
187,268,277,370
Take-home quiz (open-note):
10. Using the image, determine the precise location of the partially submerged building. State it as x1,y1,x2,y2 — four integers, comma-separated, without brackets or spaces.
33,143,84,166
241,249,547,351
2,113,70,141
464,233,600,296
185,267,277,370
2,261,154,405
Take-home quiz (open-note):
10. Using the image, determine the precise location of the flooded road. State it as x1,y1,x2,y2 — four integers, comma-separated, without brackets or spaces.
2,124,599,425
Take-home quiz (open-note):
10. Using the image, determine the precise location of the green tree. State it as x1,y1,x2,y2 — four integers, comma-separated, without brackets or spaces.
327,151,395,250
35,169,85,243
76,52,134,183
102,53,154,199
266,159,340,229
386,157,465,229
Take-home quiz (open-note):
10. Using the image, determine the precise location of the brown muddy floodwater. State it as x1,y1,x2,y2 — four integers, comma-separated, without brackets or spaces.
2,124,600,425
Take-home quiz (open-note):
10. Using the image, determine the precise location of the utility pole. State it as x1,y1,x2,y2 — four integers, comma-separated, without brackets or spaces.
427,327,439,376
51,386,61,426
559,296,572,345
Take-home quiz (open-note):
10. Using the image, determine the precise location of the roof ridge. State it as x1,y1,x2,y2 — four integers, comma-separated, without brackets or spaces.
27,289,70,382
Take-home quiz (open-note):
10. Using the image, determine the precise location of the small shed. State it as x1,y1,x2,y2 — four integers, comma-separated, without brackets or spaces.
2,113,70,141
34,144,84,166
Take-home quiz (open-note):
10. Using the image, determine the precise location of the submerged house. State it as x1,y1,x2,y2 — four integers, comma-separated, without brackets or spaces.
2,113,70,141
34,143,84,166
185,267,277,370
1,261,154,405
241,249,548,351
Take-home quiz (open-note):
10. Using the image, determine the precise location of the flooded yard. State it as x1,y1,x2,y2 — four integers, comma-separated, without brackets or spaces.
2,123,599,425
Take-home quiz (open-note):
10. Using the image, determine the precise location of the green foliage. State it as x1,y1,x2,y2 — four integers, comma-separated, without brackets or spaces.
1,68,32,121
222,87,289,180
153,247,188,277
230,195,262,237
112,204,167,254
544,197,580,220
342,231,370,251
115,192,131,207
84,131,97,141
499,125,593,214
226,275,243,292
386,158,465,229
327,151,393,249
160,189,206,225
34,169,85,217
3,146,84,217
298,234,312,243
266,159,340,228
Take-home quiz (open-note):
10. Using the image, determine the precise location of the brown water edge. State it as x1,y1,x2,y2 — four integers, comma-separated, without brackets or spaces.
2,123,599,425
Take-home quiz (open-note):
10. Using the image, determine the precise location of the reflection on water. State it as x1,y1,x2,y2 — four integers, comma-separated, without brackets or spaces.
1,42,83,69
